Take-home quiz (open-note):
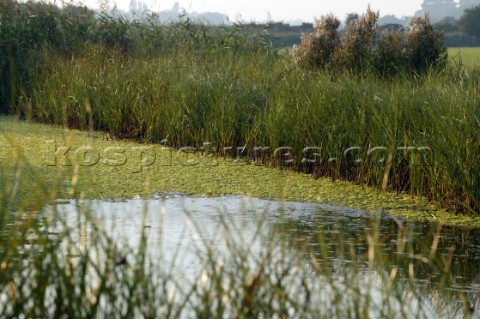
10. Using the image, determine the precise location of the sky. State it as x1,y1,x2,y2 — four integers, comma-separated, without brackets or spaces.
82,0,426,23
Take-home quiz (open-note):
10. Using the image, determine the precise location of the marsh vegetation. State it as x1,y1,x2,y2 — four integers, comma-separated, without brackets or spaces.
2,1,480,214
1,1,480,317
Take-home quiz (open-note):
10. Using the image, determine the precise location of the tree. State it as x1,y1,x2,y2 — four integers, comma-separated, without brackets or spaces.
416,0,461,20
434,16,458,32
458,5,480,38
459,0,480,10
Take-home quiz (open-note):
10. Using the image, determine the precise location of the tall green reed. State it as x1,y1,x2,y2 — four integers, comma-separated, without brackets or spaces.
27,46,480,213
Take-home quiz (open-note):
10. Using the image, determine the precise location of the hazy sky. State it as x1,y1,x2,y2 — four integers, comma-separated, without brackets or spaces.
87,0,426,22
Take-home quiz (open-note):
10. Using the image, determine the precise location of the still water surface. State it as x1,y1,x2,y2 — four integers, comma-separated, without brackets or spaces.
52,195,480,318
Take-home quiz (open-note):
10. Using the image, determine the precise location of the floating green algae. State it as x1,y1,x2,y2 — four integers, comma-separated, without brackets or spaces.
1,116,479,227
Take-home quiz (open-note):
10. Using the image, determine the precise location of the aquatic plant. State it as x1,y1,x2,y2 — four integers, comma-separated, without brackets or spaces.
0,140,477,317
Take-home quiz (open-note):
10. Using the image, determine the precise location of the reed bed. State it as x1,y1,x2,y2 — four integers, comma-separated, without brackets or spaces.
1,0,480,214
25,47,480,214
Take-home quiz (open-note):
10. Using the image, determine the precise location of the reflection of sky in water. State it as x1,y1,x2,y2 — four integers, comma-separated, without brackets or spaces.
51,196,372,270
49,196,480,318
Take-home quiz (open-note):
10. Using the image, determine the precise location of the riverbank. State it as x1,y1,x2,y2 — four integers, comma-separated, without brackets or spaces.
2,116,480,227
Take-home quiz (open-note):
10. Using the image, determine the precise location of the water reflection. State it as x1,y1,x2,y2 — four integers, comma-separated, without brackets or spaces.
51,195,480,317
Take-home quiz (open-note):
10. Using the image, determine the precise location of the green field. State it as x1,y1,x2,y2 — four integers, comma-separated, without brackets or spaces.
448,47,480,67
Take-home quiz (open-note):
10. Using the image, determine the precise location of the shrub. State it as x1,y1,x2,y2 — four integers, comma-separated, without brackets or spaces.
292,14,340,69
406,14,448,74
333,7,379,73
372,30,407,77
294,8,447,76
